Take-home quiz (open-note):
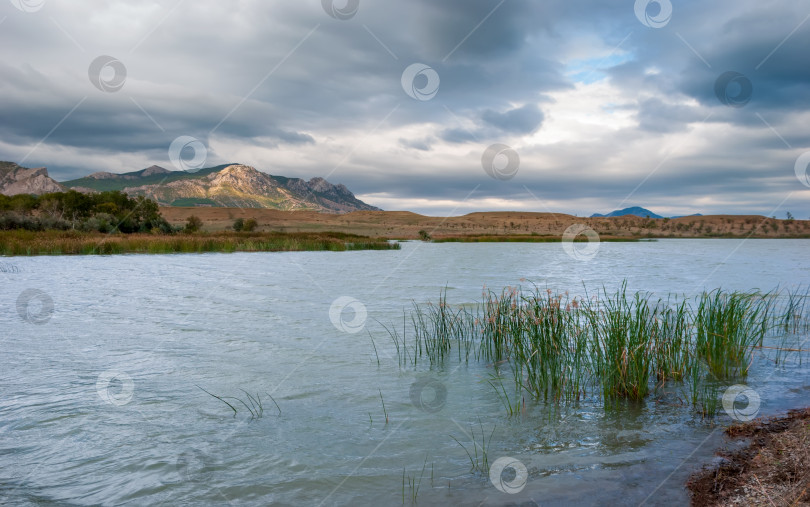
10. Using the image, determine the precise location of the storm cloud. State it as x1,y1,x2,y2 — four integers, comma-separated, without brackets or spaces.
1,0,808,216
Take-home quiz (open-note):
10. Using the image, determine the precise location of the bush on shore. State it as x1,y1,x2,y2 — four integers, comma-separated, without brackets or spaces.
0,190,172,233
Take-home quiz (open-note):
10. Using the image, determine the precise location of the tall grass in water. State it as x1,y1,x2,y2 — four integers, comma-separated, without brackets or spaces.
695,290,769,378
450,419,495,474
381,283,807,417
401,455,430,504
410,290,456,365
512,289,587,402
773,287,810,334
588,287,657,401
197,385,280,419
653,299,691,382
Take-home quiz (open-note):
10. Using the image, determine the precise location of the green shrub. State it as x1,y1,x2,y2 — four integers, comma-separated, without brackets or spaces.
185,215,203,233
243,218,258,232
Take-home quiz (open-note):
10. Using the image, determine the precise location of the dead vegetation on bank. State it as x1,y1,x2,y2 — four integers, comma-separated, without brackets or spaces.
688,408,810,506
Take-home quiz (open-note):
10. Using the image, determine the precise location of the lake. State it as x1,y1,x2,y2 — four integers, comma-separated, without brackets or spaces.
2,239,809,506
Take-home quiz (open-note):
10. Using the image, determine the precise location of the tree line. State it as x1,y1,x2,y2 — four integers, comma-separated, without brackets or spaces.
0,190,172,233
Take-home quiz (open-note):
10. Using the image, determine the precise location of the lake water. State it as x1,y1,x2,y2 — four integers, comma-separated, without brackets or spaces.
2,239,809,506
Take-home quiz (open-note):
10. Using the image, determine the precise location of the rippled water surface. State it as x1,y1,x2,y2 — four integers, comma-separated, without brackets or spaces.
2,239,809,506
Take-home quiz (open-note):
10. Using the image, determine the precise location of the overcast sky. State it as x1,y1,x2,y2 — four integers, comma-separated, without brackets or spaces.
2,0,809,217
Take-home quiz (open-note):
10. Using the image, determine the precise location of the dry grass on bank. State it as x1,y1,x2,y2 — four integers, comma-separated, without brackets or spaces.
688,408,810,506
0,230,398,255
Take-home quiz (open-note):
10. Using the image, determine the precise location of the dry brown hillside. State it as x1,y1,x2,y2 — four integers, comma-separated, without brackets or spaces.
158,208,810,240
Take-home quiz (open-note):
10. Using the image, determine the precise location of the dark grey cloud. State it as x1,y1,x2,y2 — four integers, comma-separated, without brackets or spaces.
399,137,433,151
635,98,701,133
482,104,545,134
0,0,807,217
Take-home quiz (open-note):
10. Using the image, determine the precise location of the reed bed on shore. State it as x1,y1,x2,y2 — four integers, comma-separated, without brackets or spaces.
382,284,809,416
0,230,399,255
431,235,641,243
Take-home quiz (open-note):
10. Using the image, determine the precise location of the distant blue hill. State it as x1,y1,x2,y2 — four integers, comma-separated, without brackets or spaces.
591,206,663,219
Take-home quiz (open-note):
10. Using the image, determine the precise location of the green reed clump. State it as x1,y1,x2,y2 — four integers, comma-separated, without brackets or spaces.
694,290,770,378
411,290,457,365
513,289,587,402
380,283,807,417
588,287,658,401
479,287,523,364
772,287,810,334
653,299,691,382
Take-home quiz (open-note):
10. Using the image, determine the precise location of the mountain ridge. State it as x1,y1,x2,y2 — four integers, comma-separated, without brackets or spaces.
591,206,663,219
0,162,66,196
590,206,704,219
0,161,379,213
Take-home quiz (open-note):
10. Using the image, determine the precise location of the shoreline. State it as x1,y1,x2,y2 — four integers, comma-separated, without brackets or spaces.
0,230,399,256
687,408,810,506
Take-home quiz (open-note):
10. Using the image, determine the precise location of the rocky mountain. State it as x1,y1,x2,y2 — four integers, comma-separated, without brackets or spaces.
61,163,380,213
591,206,663,219
0,162,66,196
86,165,171,180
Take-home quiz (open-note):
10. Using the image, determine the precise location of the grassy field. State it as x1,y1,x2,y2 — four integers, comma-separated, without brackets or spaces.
0,230,399,255
158,208,810,240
